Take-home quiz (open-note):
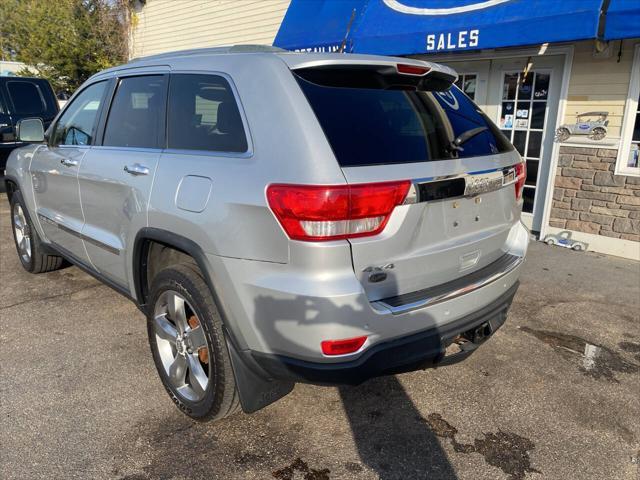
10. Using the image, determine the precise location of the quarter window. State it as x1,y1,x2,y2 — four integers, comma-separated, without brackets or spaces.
7,81,46,115
52,81,107,146
167,74,248,153
103,75,167,149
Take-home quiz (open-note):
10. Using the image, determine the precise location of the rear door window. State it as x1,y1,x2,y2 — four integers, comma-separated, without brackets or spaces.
103,75,167,149
167,74,247,153
7,81,47,116
296,72,512,167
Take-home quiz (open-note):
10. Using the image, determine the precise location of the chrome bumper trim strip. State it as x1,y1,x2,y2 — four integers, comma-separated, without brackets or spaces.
373,253,524,315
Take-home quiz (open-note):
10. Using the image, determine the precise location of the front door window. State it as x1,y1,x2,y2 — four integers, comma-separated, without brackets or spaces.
499,70,550,214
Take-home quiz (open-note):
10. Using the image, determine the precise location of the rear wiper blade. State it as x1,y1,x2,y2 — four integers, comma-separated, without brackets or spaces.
448,126,488,152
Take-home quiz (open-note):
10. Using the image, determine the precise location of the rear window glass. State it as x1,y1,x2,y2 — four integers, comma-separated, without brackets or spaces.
103,75,167,149
7,81,47,115
167,74,247,153
296,75,512,167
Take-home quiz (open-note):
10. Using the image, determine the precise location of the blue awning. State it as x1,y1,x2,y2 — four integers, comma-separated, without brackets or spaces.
274,0,367,53
604,0,640,41
275,0,635,56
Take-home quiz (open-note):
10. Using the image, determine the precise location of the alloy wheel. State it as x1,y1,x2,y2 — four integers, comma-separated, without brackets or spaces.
153,290,211,401
13,203,32,264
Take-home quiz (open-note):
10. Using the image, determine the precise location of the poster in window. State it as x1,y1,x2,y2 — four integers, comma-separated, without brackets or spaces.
501,114,514,129
629,144,639,168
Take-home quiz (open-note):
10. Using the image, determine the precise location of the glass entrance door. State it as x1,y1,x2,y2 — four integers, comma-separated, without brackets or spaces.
498,70,551,216
442,55,563,232
486,56,564,233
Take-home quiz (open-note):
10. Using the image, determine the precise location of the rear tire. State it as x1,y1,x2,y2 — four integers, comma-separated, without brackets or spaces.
147,263,240,422
10,190,64,273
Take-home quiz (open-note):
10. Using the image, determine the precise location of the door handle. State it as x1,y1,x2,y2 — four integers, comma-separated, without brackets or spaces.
124,163,150,176
60,158,78,167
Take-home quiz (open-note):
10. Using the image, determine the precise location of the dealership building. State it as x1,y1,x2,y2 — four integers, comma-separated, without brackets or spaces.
130,0,640,259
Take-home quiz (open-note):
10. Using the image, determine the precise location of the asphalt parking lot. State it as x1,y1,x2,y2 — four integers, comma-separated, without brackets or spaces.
1,196,639,480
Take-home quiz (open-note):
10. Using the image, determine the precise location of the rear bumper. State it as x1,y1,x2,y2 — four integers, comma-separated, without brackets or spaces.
251,281,518,385
207,221,528,364
373,252,522,314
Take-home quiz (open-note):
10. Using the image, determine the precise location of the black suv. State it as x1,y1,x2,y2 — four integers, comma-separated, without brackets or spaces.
0,76,59,185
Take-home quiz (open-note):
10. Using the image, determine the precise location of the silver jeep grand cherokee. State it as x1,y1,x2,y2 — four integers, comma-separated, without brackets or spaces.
5,46,528,421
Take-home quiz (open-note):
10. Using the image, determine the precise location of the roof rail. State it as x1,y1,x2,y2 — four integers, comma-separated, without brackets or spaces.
130,45,287,63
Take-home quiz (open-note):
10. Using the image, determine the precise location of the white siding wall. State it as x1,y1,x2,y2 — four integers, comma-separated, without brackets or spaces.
564,39,638,138
130,0,290,59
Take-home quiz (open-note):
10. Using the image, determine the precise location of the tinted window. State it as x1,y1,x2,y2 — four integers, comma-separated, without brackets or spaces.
7,81,46,115
297,76,512,167
103,75,167,149
168,74,247,153
52,81,107,146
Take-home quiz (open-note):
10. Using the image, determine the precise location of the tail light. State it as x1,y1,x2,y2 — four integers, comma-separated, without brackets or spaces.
514,162,526,201
321,336,368,356
266,181,410,241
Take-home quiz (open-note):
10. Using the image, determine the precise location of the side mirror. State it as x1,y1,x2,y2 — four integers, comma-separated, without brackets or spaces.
16,118,45,143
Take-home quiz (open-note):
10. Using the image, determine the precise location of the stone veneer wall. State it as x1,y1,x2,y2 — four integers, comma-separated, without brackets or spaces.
549,146,640,242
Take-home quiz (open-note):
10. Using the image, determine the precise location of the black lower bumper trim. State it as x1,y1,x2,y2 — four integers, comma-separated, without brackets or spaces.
251,282,519,386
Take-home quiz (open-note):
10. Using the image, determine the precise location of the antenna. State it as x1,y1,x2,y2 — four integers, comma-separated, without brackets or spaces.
338,9,357,54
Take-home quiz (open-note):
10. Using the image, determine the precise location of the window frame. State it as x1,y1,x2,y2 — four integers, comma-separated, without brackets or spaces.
49,79,110,148
163,70,253,158
615,43,640,177
99,73,169,151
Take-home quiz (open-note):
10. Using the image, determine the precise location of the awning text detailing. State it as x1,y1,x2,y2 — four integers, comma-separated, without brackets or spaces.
427,30,479,51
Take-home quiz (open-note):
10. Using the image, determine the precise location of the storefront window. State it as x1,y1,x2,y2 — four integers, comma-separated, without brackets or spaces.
454,73,477,100
616,44,640,176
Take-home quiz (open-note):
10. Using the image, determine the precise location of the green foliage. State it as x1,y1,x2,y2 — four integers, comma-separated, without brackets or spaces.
0,0,130,93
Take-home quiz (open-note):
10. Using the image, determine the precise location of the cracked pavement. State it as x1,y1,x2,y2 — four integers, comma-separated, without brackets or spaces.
1,196,639,479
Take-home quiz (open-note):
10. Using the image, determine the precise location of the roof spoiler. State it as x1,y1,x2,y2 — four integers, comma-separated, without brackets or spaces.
291,61,457,91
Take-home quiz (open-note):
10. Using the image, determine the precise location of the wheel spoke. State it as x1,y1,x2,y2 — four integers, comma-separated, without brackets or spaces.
167,294,187,332
186,326,207,351
153,314,178,343
169,354,187,387
187,355,208,397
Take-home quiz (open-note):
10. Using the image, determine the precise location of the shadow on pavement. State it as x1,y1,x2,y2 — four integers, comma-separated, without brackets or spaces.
339,376,457,480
